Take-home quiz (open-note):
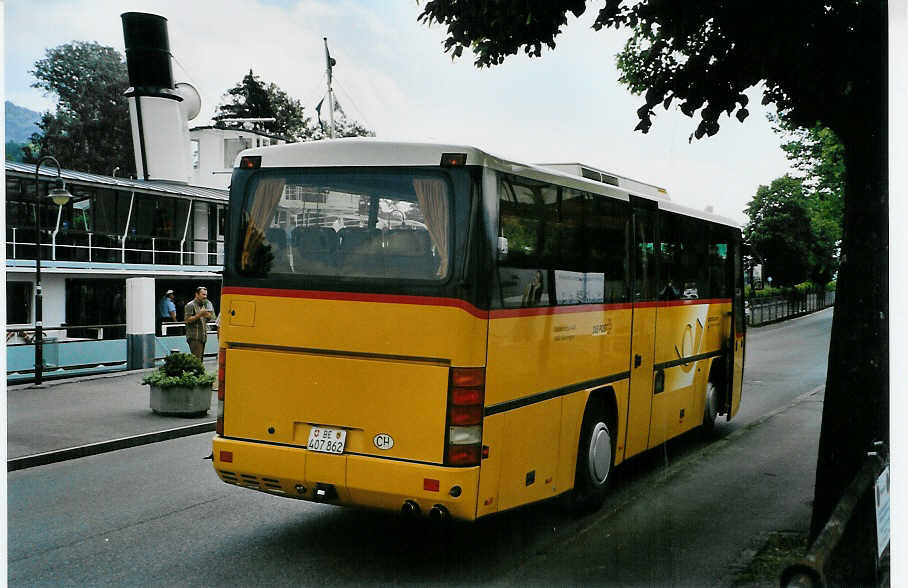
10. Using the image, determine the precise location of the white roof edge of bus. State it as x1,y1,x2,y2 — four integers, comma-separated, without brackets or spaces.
238,138,739,228
535,162,670,202
658,199,741,229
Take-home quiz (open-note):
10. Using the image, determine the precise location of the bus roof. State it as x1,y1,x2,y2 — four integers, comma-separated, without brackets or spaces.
239,138,740,229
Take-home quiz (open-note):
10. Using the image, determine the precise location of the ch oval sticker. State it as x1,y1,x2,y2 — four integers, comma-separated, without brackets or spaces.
373,433,394,450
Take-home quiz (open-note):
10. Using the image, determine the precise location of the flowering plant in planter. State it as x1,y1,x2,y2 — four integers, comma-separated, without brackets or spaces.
143,352,215,415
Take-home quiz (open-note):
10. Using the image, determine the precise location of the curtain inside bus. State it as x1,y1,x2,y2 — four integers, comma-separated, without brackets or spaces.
412,178,449,277
237,169,455,282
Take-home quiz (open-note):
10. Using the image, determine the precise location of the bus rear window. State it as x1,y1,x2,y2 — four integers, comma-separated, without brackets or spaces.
238,169,452,281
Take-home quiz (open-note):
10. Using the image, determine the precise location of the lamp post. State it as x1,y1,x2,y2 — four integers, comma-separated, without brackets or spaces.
33,156,72,385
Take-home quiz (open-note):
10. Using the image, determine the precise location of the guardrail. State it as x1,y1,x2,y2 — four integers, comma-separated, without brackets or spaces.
6,324,218,381
6,323,125,343
781,443,889,587
6,230,224,266
748,290,835,327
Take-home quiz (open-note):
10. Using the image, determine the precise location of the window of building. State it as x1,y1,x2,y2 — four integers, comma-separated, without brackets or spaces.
224,137,253,168
7,282,32,324
191,139,200,170
65,279,126,339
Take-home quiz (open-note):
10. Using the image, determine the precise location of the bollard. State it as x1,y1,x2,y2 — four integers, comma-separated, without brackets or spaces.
126,277,156,369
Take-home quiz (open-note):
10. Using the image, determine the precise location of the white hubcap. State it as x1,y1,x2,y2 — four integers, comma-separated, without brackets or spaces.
706,381,718,421
588,423,611,486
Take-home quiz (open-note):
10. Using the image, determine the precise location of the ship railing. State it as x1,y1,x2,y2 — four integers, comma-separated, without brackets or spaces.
161,322,219,336
7,229,224,266
6,324,125,343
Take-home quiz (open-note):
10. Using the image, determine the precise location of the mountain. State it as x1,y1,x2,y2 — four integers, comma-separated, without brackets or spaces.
6,101,42,143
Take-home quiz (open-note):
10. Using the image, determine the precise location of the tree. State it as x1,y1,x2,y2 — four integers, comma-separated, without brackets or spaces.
28,41,134,175
214,69,313,140
308,118,376,140
773,120,845,285
6,140,27,162
214,69,374,141
418,0,886,553
745,176,814,287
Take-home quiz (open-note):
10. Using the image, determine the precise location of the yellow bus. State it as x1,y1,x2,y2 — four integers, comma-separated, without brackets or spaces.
211,140,745,521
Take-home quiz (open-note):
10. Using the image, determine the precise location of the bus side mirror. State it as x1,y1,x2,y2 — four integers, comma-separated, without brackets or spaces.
497,236,509,260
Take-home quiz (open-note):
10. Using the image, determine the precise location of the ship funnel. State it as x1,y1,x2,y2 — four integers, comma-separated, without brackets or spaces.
121,12,198,183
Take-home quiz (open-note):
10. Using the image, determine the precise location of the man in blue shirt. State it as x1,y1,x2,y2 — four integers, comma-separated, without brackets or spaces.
159,289,177,322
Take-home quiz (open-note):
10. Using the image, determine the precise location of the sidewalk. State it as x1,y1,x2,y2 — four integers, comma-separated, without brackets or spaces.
7,359,216,461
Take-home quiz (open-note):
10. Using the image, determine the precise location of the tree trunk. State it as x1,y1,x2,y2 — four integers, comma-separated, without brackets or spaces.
809,111,888,547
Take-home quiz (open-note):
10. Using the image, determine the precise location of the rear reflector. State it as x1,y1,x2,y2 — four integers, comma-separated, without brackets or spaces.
424,478,440,492
220,451,233,463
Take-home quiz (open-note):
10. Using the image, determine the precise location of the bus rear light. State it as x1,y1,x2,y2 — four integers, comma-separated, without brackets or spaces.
445,367,485,466
217,348,226,401
217,348,226,435
449,405,483,426
448,425,482,445
451,387,483,406
239,155,261,169
451,367,484,388
447,444,481,466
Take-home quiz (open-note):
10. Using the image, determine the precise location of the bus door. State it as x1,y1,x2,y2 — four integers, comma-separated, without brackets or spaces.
727,234,745,419
624,204,658,458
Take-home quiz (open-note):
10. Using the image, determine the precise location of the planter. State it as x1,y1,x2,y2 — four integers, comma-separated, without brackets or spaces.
150,384,212,416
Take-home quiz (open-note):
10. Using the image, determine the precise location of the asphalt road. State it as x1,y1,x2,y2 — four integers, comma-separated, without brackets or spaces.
7,308,834,586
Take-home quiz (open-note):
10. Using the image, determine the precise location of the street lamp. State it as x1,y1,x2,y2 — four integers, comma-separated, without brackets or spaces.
33,156,72,385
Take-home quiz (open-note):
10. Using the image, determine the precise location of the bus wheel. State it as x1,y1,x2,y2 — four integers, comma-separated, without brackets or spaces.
701,380,719,436
567,408,613,513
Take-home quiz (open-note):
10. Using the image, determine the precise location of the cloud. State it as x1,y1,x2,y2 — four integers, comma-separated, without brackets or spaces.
5,0,793,222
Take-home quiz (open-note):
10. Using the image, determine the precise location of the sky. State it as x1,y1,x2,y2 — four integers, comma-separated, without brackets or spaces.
2,0,799,224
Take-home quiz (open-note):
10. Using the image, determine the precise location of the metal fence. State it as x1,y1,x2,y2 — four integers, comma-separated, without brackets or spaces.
748,289,836,327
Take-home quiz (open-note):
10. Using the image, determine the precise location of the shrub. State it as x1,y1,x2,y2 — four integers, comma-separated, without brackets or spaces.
142,352,214,389
162,352,204,376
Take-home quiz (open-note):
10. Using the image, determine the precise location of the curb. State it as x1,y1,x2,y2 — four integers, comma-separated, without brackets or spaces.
7,422,216,472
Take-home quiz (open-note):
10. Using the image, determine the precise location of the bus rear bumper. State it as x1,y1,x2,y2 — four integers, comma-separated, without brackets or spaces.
212,437,481,520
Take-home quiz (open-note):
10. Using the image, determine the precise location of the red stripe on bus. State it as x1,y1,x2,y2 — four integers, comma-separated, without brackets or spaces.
221,286,490,319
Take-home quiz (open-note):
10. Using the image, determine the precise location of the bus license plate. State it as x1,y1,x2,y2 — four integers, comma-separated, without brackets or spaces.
307,427,347,454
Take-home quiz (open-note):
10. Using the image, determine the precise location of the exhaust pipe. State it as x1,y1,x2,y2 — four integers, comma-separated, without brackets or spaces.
428,504,450,523
401,500,421,518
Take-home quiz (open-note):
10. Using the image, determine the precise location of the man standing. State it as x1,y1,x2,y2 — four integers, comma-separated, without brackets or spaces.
184,286,215,361
159,290,177,322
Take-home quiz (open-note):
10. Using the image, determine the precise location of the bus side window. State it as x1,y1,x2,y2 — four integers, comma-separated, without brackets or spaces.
495,175,549,308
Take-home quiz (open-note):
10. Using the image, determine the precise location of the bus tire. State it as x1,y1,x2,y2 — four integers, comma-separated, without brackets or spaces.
701,379,719,437
566,406,613,513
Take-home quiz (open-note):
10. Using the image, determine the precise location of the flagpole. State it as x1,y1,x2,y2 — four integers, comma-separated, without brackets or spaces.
324,37,335,139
